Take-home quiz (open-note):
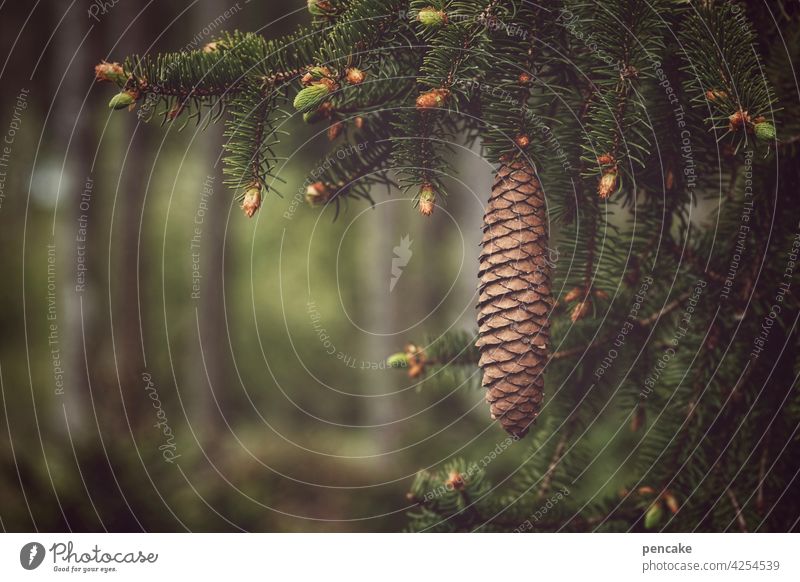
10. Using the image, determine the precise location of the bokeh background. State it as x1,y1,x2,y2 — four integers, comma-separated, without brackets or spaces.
0,0,545,531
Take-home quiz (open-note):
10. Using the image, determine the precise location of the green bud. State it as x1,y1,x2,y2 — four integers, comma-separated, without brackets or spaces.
387,353,409,368
108,91,135,110
418,7,448,27
307,0,332,16
754,121,776,142
644,502,664,530
293,83,332,113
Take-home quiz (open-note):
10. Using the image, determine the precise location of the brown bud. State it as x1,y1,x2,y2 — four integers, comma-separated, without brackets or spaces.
598,170,618,199
705,89,727,102
416,88,450,109
563,286,584,304
345,67,365,85
445,471,466,491
637,486,656,496
404,343,426,378
729,109,751,132
663,491,680,514
327,120,343,141
305,181,330,206
94,61,126,85
597,153,615,166
593,288,609,301
354,116,365,129
518,72,532,85
515,133,530,149
665,169,675,191
570,299,591,322
241,185,262,218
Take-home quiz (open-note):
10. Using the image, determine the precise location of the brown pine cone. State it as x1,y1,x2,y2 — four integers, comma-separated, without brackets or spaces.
476,158,552,437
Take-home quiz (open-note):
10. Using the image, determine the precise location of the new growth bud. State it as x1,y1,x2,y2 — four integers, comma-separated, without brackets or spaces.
294,81,335,113
241,184,262,218
307,0,334,17
94,61,126,85
418,183,436,216
598,170,618,199
754,120,776,142
306,181,331,206
415,88,450,110
418,7,448,27
108,91,137,110
345,67,366,85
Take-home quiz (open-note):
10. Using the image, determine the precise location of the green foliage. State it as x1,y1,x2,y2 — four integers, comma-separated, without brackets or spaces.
99,0,799,533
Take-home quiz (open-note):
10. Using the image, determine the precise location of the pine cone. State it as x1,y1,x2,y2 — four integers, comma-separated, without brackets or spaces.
477,159,552,437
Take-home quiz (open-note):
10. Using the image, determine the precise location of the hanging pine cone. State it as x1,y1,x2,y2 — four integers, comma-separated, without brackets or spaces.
476,158,552,437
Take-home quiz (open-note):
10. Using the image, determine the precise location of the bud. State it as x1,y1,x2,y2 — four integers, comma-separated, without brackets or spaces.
305,181,330,206
418,7,448,27
445,471,466,491
415,88,450,109
597,153,615,166
327,120,343,141
293,81,335,113
570,299,591,322
665,168,675,191
108,91,137,110
705,89,727,102
663,491,680,515
307,0,334,16
404,343,426,378
345,67,366,85
518,72,532,85
203,42,220,53
387,353,409,368
94,61,126,85
728,109,751,132
241,185,262,218
754,121,775,142
593,288,609,301
515,134,530,149
644,502,664,530
302,66,332,86
598,170,618,199
354,116,365,129
418,183,436,216
563,287,583,304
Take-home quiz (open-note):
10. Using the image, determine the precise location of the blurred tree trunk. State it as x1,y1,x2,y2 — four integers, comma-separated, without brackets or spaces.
191,0,232,436
111,1,154,428
57,0,98,437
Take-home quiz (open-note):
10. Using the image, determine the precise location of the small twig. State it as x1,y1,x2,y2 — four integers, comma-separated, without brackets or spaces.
726,488,748,532
756,445,768,513
537,434,569,500
551,291,691,361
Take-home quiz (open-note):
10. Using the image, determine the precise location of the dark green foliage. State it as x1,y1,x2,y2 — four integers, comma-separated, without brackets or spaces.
101,0,799,532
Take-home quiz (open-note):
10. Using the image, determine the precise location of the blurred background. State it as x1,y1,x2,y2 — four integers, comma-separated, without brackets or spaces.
0,0,535,531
